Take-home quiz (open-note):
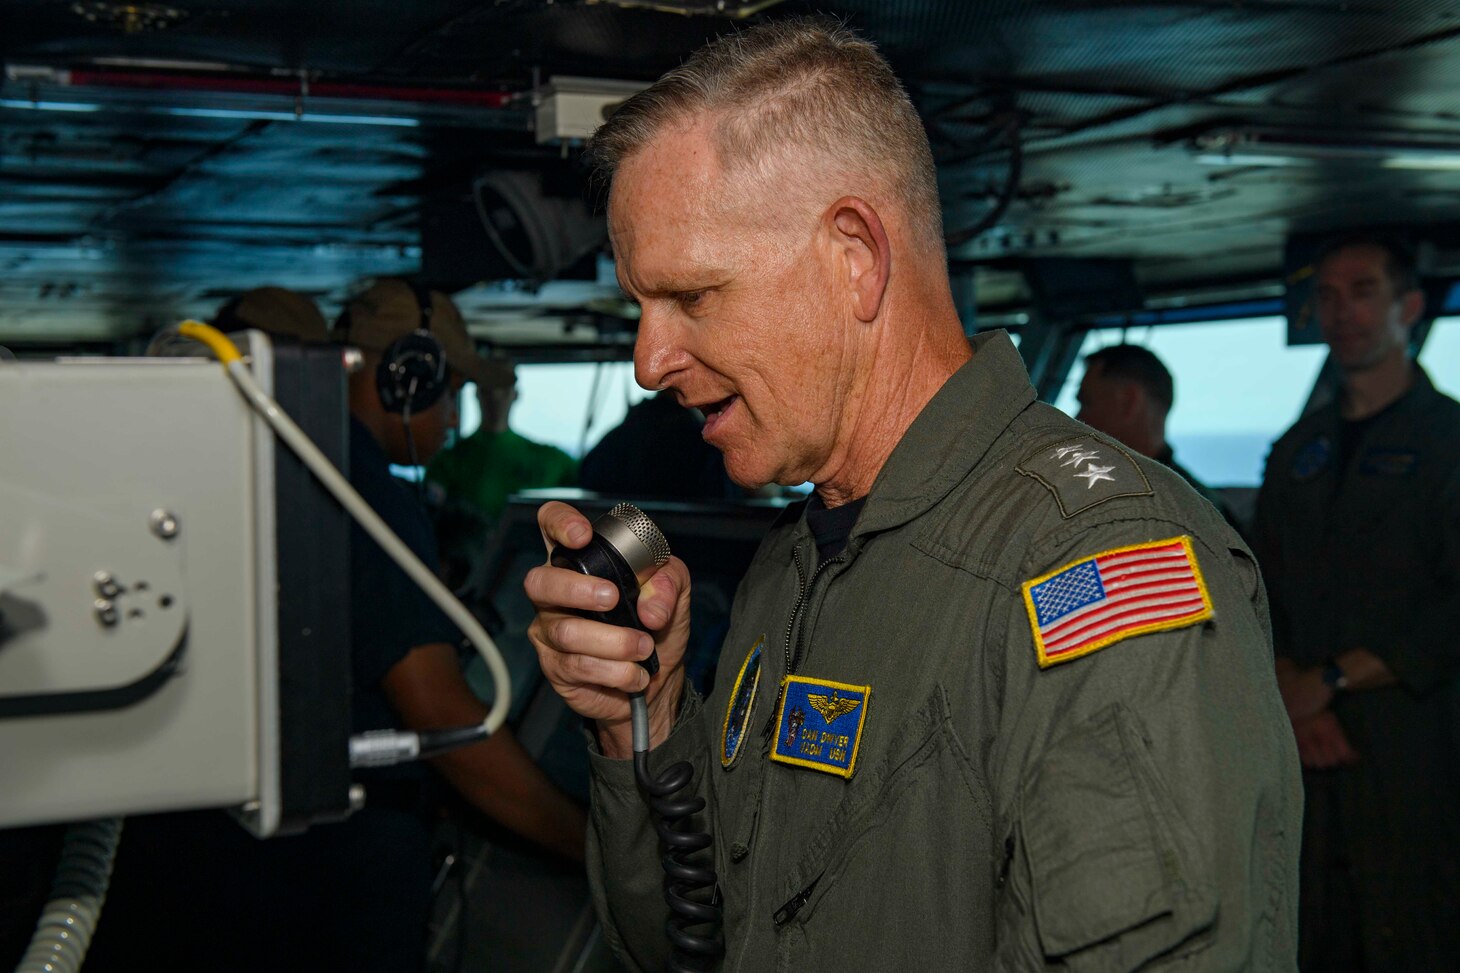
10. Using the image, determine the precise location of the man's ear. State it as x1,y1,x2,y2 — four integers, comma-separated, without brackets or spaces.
827,196,891,323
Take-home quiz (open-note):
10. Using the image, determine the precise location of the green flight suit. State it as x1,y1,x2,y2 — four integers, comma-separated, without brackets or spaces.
1252,367,1460,972
590,332,1301,971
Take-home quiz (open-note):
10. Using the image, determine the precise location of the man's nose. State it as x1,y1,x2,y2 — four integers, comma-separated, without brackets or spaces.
1327,295,1356,327
634,308,691,393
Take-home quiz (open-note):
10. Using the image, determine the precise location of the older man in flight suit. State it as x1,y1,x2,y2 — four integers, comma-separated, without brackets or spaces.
1255,234,1460,972
526,18,1301,972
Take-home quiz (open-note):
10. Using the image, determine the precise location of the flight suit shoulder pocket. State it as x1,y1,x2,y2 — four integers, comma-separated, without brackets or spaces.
1005,703,1215,971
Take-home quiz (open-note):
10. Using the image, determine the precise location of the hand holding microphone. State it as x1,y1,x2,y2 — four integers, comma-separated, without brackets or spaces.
526,501,692,758
549,502,671,677
530,502,724,965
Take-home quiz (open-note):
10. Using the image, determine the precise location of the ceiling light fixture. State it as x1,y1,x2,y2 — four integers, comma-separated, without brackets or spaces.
1190,126,1460,171
586,0,787,17
0,98,418,127
0,98,103,113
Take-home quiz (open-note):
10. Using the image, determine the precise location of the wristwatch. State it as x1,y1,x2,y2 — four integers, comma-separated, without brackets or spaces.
1321,660,1350,692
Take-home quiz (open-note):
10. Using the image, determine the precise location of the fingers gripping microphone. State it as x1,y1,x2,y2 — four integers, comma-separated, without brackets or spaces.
552,503,722,972
549,502,670,676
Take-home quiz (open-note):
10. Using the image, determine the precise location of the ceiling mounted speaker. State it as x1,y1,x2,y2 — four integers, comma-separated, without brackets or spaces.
471,170,607,287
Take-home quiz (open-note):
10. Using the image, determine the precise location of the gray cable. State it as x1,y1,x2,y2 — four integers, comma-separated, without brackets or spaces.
630,691,650,755
15,818,124,973
219,357,511,738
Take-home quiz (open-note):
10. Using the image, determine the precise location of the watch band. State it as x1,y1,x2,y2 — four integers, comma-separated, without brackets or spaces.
1321,660,1350,692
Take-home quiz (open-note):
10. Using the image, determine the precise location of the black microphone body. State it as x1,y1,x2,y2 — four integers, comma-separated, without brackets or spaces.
549,503,667,676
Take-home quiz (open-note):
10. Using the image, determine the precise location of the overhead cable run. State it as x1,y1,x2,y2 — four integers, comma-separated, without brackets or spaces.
945,114,1023,250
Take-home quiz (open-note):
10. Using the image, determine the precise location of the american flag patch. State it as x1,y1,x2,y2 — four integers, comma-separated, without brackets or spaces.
1022,536,1212,668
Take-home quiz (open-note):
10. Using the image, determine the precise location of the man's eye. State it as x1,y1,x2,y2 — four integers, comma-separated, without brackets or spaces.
679,291,706,309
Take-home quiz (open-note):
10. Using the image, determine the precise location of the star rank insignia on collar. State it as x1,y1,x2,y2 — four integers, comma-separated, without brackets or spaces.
1018,435,1153,518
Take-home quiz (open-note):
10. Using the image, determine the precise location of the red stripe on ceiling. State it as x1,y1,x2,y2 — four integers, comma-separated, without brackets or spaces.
65,69,517,108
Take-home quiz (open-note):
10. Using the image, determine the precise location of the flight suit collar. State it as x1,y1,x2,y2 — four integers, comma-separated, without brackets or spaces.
1321,364,1439,427
1305,364,1441,452
842,329,1035,544
1389,365,1440,420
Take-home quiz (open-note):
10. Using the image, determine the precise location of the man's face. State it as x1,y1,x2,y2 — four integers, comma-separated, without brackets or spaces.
476,379,516,435
1076,362,1137,444
1314,245,1418,372
400,373,463,464
609,122,854,489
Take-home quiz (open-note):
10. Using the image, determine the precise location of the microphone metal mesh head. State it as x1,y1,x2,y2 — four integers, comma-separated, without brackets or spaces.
606,502,671,567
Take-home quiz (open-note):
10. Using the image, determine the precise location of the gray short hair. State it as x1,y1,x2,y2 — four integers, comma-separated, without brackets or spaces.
587,17,943,251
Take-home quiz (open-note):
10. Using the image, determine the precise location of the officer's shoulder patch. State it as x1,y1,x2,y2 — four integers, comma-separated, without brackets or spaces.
1022,536,1212,668
1016,435,1153,518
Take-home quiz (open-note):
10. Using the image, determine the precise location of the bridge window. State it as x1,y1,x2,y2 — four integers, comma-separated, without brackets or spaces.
458,361,652,457
1053,317,1328,487
1419,316,1460,400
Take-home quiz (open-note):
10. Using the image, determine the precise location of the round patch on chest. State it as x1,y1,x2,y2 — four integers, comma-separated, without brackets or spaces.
721,636,764,769
1290,435,1331,480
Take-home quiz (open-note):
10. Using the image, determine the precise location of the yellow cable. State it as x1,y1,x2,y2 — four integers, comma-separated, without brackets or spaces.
177,320,243,365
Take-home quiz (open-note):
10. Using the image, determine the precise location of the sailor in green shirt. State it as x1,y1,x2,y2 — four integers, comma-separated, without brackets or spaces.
524,19,1300,971
426,358,578,523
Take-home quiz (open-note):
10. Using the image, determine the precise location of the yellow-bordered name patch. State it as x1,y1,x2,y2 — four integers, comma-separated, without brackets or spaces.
1022,535,1213,668
769,675,870,779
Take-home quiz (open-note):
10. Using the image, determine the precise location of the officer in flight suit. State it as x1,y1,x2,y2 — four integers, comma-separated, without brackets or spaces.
526,18,1302,971
1255,233,1460,972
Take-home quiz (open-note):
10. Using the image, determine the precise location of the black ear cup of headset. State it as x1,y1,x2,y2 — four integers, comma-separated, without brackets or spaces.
334,279,451,415
377,331,448,415
374,281,449,415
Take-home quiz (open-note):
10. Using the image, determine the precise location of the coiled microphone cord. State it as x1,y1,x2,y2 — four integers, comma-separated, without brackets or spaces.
550,503,721,969
630,692,723,972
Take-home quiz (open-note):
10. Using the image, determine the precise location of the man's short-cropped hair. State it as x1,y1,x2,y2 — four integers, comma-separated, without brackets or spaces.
1085,344,1175,414
1314,231,1420,296
586,16,943,252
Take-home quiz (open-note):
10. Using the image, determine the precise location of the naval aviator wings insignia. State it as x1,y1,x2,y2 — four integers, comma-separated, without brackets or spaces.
806,692,862,724
1017,436,1152,518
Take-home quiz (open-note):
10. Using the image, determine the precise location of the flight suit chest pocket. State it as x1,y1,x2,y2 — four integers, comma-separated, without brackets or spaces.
1337,450,1428,538
771,687,996,972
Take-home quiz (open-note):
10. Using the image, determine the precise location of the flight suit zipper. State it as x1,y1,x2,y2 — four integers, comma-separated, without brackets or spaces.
773,874,821,927
760,545,846,753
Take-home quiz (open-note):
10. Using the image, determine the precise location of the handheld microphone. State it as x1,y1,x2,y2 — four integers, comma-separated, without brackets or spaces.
550,502,670,676
550,502,722,969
